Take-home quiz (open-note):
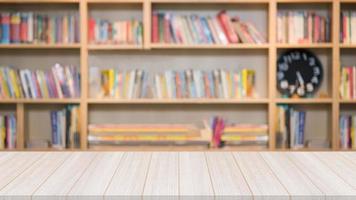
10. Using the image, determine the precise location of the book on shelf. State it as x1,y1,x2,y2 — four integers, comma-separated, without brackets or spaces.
277,11,330,44
154,69,257,99
0,113,16,150
340,66,356,99
340,114,356,149
340,11,356,44
50,105,80,149
276,105,306,149
151,10,266,45
89,67,149,99
88,123,210,147
0,64,80,99
209,116,268,148
88,17,143,45
0,12,79,44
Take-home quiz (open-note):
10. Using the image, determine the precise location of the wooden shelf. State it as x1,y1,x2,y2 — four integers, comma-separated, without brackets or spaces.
0,99,81,104
276,0,333,3
87,0,143,3
340,0,356,3
88,44,144,50
150,0,269,3
275,98,333,104
0,0,79,3
150,43,270,49
339,44,356,49
276,43,333,49
0,44,81,49
87,98,270,104
339,99,356,104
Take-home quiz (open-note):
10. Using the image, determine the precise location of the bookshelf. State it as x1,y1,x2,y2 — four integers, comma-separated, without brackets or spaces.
0,0,354,151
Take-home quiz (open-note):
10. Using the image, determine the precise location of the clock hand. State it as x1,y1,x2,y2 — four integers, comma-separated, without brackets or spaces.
296,71,305,85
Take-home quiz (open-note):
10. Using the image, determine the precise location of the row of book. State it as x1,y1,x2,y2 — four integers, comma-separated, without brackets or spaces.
50,105,80,149
210,116,268,149
0,12,79,44
89,68,148,99
276,106,306,149
152,11,266,45
340,66,356,99
154,69,256,99
0,64,80,99
0,114,16,150
88,123,208,146
340,114,356,149
88,18,143,45
340,11,356,44
277,11,330,44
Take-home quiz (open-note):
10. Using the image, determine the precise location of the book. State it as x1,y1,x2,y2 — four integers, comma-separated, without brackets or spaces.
277,11,330,44
0,64,80,99
340,66,356,99
0,113,16,150
340,114,356,149
0,12,79,44
88,17,143,45
151,10,266,45
50,105,80,149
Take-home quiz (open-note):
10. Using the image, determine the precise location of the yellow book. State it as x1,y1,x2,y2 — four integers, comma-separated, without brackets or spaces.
123,72,130,98
226,71,232,98
0,69,10,98
221,135,268,141
63,15,68,43
0,116,5,149
161,74,167,98
242,69,248,97
101,70,110,97
9,69,21,98
108,69,115,97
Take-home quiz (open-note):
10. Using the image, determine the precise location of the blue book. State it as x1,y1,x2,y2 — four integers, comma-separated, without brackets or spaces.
171,71,176,98
208,71,214,98
50,111,58,146
1,13,10,44
179,71,186,98
141,71,149,98
200,17,214,44
298,111,306,146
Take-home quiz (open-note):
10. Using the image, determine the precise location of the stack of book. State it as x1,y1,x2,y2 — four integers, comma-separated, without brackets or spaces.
88,17,143,45
0,64,80,99
50,105,80,149
89,67,149,99
88,124,210,147
340,66,356,99
340,114,356,149
154,69,256,99
151,10,266,45
340,11,356,44
0,12,79,44
277,11,330,44
0,113,16,150
210,116,268,149
276,105,306,149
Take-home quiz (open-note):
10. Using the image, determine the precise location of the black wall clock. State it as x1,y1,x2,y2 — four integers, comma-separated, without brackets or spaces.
277,49,323,97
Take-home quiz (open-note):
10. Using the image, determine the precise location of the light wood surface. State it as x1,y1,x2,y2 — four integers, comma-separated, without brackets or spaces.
0,152,355,199
0,0,354,151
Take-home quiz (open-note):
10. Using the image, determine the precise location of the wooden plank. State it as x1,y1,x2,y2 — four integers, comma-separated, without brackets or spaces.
16,103,25,149
0,152,69,198
143,152,179,198
232,152,289,200
261,152,323,199
288,152,356,198
179,152,214,198
0,153,43,191
341,152,356,165
314,152,356,190
67,152,124,199
0,153,18,166
205,152,252,199
105,152,152,199
32,152,97,199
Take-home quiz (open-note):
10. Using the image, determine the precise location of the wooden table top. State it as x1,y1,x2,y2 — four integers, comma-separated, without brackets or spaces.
0,152,355,199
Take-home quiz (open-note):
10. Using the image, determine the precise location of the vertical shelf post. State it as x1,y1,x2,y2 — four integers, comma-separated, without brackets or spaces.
268,0,277,150
16,103,25,150
80,0,89,150
144,0,152,49
332,0,340,150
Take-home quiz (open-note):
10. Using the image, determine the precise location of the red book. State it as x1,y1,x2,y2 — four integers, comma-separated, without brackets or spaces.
314,15,320,43
217,10,239,43
48,71,58,98
10,13,20,43
152,12,159,43
88,17,95,43
20,14,28,43
32,72,42,98
175,72,181,98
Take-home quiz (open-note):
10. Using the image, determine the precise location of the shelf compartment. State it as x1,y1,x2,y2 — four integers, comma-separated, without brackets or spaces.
0,99,81,104
87,98,270,104
276,43,333,49
88,44,144,50
0,44,81,49
151,0,269,3
275,98,333,104
149,43,270,49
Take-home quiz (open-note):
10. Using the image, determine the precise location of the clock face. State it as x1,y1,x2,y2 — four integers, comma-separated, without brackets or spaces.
277,49,323,97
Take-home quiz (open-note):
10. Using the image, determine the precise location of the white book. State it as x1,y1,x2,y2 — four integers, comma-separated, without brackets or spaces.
127,70,135,99
25,70,37,99
212,18,228,45
220,70,228,99
51,67,64,99
351,12,356,44
28,12,33,43
19,70,29,98
89,67,101,98
193,70,201,98
165,71,172,98
155,75,162,99
64,66,75,98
